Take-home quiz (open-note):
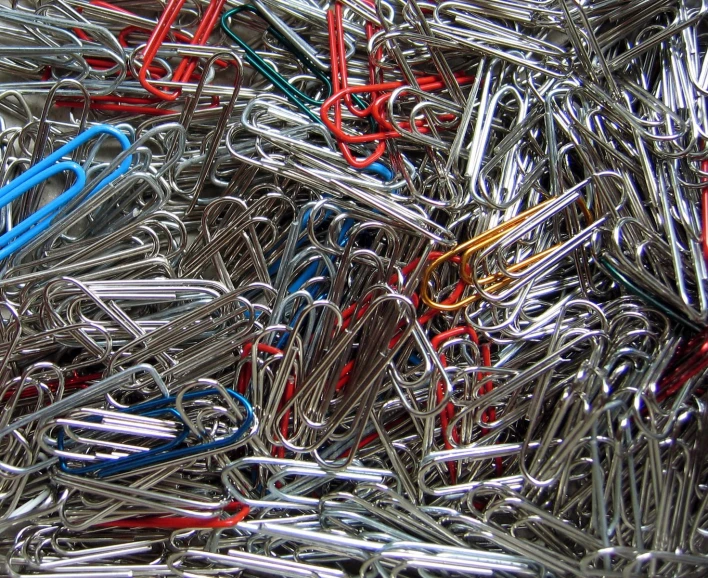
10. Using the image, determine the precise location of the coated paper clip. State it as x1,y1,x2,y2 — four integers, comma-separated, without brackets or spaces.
0,124,132,261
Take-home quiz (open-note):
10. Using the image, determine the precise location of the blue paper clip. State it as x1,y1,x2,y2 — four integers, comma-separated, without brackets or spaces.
0,124,132,260
57,388,253,478
266,211,354,350
361,162,393,181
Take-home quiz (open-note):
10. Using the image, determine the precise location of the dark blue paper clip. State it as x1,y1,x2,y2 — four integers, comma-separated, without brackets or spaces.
58,388,253,478
0,124,132,260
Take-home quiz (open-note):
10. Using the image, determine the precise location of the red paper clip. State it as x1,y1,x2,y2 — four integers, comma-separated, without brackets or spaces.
321,74,475,144
70,1,174,77
98,502,250,529
701,159,708,265
326,1,385,168
236,342,296,459
57,0,229,115
324,1,474,168
1,372,100,402
138,0,228,101
656,326,708,402
430,328,498,483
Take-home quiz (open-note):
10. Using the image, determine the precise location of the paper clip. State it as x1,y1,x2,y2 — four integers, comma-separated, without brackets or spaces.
138,0,228,100
55,387,254,478
0,124,132,261
599,255,705,334
420,201,554,311
701,158,708,265
421,194,593,311
222,5,332,124
323,0,475,168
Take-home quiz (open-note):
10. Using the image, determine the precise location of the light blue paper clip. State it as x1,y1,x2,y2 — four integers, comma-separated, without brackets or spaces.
0,124,132,260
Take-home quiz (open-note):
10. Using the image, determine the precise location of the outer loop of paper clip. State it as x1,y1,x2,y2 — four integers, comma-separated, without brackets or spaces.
0,124,132,260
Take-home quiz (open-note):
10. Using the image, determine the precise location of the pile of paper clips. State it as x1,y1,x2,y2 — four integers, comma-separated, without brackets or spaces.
0,0,707,575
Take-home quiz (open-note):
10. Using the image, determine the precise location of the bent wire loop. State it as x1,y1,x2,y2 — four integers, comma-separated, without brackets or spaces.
0,124,132,261
222,5,333,124
420,194,594,311
54,387,254,478
0,1,708,577
138,0,229,101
